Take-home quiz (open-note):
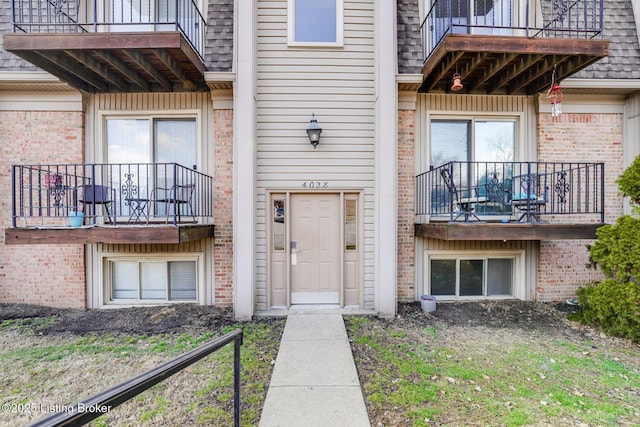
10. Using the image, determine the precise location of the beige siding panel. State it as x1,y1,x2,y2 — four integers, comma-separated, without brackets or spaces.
95,92,207,111
98,241,206,253
255,0,375,310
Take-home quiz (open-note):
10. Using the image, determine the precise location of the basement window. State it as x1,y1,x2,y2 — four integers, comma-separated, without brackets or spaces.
107,258,198,303
429,257,514,299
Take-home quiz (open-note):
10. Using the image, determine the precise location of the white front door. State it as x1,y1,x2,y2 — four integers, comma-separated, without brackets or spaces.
290,194,340,304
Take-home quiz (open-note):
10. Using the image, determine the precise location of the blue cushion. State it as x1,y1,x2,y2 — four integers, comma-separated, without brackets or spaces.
513,192,537,200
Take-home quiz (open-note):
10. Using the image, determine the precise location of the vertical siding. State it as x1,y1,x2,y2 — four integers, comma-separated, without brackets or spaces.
255,0,376,310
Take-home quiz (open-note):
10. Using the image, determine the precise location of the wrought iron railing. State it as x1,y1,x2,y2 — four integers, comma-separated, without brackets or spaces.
415,161,605,223
11,163,214,227
421,0,604,61
28,328,243,427
10,0,206,58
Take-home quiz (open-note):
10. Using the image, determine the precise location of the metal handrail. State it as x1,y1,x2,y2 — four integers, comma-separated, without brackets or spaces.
28,328,244,427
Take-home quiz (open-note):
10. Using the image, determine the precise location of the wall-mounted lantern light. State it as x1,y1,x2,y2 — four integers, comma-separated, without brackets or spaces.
306,113,322,148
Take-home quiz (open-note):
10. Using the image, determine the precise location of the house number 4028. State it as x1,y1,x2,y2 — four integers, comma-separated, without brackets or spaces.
302,181,328,188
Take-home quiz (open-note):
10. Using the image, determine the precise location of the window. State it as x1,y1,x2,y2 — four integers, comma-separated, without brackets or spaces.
273,199,285,252
107,117,196,168
429,256,514,298
108,259,197,302
344,198,357,251
106,117,197,218
430,119,515,167
288,0,343,45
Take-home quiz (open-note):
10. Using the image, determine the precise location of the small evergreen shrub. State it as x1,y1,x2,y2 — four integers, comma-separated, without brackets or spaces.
573,279,640,342
588,215,640,282
576,155,640,342
616,155,640,205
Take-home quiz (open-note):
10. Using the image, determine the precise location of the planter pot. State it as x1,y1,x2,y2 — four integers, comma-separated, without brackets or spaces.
68,210,84,227
420,295,436,313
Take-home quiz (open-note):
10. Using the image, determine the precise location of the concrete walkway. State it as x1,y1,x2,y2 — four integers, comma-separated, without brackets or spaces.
259,313,371,427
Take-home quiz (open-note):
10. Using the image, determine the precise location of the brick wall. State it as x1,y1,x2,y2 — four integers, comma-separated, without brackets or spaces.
397,109,415,302
0,110,86,308
213,109,233,306
536,112,623,300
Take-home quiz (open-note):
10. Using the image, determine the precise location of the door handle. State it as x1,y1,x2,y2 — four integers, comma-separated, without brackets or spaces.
291,241,299,253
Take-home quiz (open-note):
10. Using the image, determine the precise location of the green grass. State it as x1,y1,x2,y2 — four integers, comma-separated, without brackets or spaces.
0,319,284,427
345,316,640,427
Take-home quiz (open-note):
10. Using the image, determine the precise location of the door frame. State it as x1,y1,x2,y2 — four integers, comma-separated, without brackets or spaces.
266,190,363,308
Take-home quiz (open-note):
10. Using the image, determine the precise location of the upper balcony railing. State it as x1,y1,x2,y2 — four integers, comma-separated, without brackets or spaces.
10,0,206,59
415,161,604,224
12,163,214,228
421,0,604,61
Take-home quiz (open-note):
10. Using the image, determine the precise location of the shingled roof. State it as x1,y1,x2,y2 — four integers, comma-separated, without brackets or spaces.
397,0,640,80
0,0,38,71
397,0,423,75
205,0,234,72
574,0,640,79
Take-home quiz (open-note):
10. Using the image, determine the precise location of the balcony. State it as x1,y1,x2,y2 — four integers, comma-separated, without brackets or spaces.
415,161,604,240
420,0,609,94
4,0,207,93
6,163,214,245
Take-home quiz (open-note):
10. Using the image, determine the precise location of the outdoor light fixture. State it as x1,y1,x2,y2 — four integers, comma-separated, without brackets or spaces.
546,65,563,117
306,113,322,148
451,73,463,91
547,83,563,117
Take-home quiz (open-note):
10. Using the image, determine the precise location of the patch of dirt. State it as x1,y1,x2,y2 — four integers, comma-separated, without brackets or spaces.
0,303,238,336
396,300,582,334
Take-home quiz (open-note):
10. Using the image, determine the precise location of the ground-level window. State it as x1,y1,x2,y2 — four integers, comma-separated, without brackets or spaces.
429,256,514,298
107,259,197,302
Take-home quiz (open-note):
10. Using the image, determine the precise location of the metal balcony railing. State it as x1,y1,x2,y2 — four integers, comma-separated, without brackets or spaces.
415,161,605,223
421,0,604,61
11,163,214,227
10,0,206,59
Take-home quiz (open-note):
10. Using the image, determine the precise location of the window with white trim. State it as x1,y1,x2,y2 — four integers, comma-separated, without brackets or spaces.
430,118,516,167
288,0,344,45
107,259,198,302
429,256,514,298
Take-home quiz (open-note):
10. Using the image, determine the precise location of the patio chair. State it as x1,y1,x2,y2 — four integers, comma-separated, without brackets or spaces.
440,168,487,222
508,173,548,223
78,184,116,224
150,183,196,223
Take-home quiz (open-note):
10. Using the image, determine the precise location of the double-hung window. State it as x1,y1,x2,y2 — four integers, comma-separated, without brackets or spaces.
288,0,344,46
